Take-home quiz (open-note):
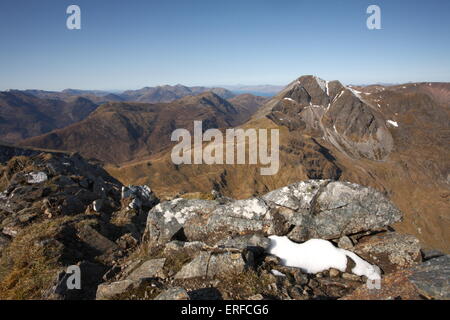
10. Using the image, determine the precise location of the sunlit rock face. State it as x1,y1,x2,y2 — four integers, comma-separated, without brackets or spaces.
263,75,394,161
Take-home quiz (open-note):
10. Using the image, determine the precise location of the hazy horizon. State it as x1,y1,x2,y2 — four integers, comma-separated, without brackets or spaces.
4,79,448,94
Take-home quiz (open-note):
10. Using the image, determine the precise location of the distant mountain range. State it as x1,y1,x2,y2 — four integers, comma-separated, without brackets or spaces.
120,85,235,103
21,84,236,104
0,90,97,143
18,92,268,163
21,89,125,104
10,84,282,102
0,85,269,145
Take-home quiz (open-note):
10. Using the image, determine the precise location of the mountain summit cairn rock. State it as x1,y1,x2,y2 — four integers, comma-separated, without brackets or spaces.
145,180,402,246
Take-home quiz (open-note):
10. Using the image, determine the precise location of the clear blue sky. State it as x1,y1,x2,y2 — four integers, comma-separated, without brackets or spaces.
1,0,449,90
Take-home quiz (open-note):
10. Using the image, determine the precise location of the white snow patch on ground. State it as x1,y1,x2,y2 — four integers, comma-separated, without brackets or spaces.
271,270,286,277
332,90,344,103
283,97,295,102
348,87,363,99
26,172,48,184
387,120,399,127
267,236,381,280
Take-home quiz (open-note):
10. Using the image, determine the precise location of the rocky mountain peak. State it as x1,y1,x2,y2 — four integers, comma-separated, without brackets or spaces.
278,76,347,107
258,75,394,161
174,91,238,115
283,75,330,106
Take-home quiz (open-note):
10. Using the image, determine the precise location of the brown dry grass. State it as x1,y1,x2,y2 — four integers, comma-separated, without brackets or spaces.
0,216,75,299
214,269,277,299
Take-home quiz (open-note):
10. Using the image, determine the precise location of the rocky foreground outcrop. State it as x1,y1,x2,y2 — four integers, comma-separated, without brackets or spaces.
0,145,157,299
0,145,448,300
96,180,448,300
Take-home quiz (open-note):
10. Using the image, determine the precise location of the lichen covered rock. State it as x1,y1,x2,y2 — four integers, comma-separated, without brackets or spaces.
145,180,402,246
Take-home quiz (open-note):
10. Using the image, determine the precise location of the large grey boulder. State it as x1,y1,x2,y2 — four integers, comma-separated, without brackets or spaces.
408,255,450,299
96,280,137,300
145,180,402,246
127,258,166,281
215,234,271,251
207,252,249,277
146,198,218,244
76,225,118,254
278,181,403,241
174,251,210,279
262,179,326,211
154,287,190,300
174,251,248,279
183,197,278,244
352,232,422,273
421,249,444,261
342,255,450,300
